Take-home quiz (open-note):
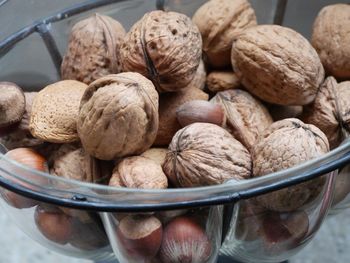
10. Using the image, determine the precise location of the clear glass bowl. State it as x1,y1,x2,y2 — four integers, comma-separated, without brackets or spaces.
0,1,350,262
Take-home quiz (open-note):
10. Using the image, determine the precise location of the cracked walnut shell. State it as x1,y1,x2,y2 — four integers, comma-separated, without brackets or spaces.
163,123,251,187
120,10,202,93
77,73,159,160
231,25,325,105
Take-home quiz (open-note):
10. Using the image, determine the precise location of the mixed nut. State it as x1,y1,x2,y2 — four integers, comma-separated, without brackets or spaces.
1,0,350,261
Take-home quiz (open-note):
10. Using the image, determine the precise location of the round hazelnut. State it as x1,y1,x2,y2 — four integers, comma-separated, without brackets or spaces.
120,10,202,92
163,123,251,187
193,0,257,68
140,148,168,166
206,71,241,93
312,4,350,79
77,73,159,160
61,13,126,84
231,25,325,105
29,80,88,143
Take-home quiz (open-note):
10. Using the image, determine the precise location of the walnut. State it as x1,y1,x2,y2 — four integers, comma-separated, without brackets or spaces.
61,14,126,84
211,89,273,151
268,104,303,122
120,10,202,93
301,77,350,149
141,148,168,166
231,25,325,105
187,59,206,90
193,0,257,68
154,88,208,146
30,80,88,143
206,71,241,93
109,156,168,189
312,4,350,79
163,123,251,187
252,119,329,212
77,73,159,160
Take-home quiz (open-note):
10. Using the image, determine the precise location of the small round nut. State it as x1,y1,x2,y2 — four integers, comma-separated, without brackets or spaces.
252,119,329,212
206,71,241,93
109,156,168,189
193,0,257,68
30,80,88,143
141,148,168,166
163,123,251,187
312,4,350,79
61,13,126,84
120,10,202,92
77,73,159,160
232,25,325,105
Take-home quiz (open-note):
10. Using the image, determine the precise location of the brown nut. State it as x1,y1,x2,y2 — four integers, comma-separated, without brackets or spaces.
163,123,251,187
120,10,202,93
312,4,350,79
211,89,273,151
206,71,241,93
140,148,168,166
159,216,212,263
154,87,208,146
332,166,350,207
109,156,168,189
252,119,329,212
0,82,25,129
30,80,88,143
61,13,126,84
188,59,207,90
117,215,163,261
77,73,159,160
193,0,257,68
302,77,350,149
268,104,303,122
232,25,325,106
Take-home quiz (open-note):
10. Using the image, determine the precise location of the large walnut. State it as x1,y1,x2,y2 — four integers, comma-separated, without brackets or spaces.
252,119,329,212
211,89,273,151
312,4,350,79
120,10,202,93
232,25,325,106
61,14,126,84
77,73,159,160
163,123,251,187
193,0,257,69
302,77,350,149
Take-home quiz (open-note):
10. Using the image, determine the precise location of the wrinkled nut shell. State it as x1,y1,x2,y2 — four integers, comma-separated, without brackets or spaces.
61,14,126,84
252,119,329,212
206,71,241,93
188,59,207,90
193,0,257,68
30,80,87,143
141,148,168,166
109,156,168,189
163,123,251,187
232,25,325,105
312,4,350,79
120,10,202,92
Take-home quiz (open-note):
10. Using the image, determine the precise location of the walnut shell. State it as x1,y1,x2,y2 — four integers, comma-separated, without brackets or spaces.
120,10,202,93
312,4,350,79
211,89,273,151
61,14,126,84
193,0,257,68
252,119,329,212
141,148,168,166
163,123,251,187
154,88,208,146
109,156,168,189
30,80,88,143
77,73,159,160
187,59,206,90
206,71,241,93
231,25,325,106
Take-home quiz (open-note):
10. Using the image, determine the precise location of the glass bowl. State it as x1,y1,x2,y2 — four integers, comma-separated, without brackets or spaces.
0,0,350,262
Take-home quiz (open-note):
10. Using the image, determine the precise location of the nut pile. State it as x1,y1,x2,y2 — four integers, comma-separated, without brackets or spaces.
1,1,350,260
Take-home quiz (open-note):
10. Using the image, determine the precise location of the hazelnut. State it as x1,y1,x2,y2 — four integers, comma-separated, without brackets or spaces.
120,10,202,92
77,73,159,160
231,25,325,105
109,156,168,189
312,4,350,79
206,71,241,93
193,0,257,68
154,87,209,146
140,148,168,166
252,119,329,212
159,216,212,263
30,80,88,143
61,13,126,84
163,123,251,187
